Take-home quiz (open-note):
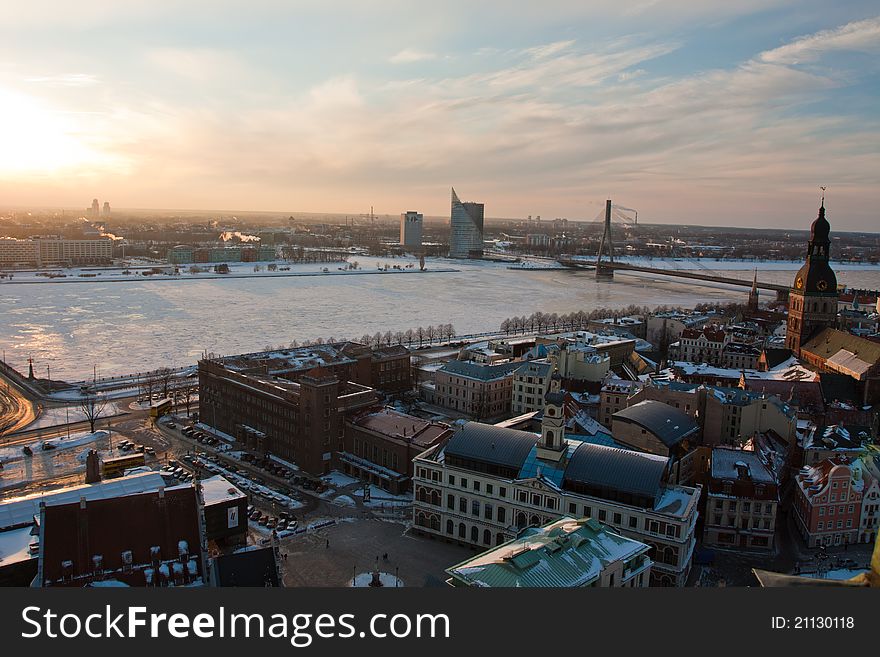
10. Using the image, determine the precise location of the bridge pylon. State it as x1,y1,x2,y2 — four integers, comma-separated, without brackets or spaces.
596,199,614,279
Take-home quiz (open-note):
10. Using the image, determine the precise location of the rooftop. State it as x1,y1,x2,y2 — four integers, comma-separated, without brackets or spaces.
439,359,523,381
613,400,699,448
352,408,450,447
446,517,650,588
711,447,777,485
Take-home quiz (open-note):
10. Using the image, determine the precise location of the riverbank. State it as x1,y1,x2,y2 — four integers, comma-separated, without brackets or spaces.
0,266,458,285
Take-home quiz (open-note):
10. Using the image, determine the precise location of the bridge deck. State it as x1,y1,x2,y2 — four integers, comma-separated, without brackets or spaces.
559,259,788,292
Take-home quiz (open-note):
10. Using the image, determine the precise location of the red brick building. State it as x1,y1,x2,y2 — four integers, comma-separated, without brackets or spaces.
341,408,451,493
37,486,206,587
793,457,863,548
199,360,378,476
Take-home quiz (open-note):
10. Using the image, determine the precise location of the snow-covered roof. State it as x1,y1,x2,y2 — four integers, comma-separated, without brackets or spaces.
0,472,167,530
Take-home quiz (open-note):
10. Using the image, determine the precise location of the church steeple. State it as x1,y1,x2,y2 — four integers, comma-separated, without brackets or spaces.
785,191,838,356
747,268,759,312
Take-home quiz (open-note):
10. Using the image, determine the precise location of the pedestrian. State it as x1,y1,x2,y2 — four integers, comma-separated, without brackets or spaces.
325,539,330,549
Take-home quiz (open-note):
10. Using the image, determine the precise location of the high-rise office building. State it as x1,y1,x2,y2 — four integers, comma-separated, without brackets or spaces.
449,187,484,258
399,211,423,249
102,201,111,217
90,198,100,218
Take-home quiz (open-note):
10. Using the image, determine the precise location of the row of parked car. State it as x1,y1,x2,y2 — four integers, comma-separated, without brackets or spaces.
160,463,194,483
118,439,155,455
182,452,299,509
246,505,297,532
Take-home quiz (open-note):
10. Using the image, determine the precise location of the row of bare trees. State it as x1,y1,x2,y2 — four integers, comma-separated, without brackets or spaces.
263,323,458,352
498,304,703,335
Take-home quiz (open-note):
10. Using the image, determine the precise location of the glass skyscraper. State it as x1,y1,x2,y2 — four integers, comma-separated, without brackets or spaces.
449,187,484,258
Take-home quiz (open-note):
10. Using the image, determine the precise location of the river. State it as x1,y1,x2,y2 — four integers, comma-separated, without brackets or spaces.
1,256,878,381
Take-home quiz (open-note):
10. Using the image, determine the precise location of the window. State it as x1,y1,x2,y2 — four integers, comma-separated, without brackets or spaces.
483,529,491,545
461,478,468,489
458,523,466,538
819,507,825,516
486,484,494,496
629,517,638,529
448,475,455,486
499,487,507,498
484,504,493,521
473,481,481,493
497,507,506,524
518,491,528,503
447,494,454,510
472,500,480,516
446,519,454,534
459,498,467,513
569,503,577,514
583,506,592,518
818,521,824,530
613,513,622,525
471,526,479,543
598,510,607,522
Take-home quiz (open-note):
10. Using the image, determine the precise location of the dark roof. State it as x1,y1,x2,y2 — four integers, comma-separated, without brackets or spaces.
563,442,668,499
819,372,861,406
439,360,523,381
444,422,537,470
761,348,793,369
612,400,699,447
40,487,201,586
213,547,280,587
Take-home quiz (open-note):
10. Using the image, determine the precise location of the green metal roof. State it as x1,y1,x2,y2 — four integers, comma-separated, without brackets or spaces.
446,517,650,588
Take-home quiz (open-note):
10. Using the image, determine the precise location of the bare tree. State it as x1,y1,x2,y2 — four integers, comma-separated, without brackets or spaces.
79,390,108,433
157,367,173,399
180,385,196,417
416,326,426,347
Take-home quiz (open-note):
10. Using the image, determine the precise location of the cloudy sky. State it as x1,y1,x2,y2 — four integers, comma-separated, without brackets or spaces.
0,1,878,229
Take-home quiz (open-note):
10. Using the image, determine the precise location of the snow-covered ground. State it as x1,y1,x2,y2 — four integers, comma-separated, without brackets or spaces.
0,430,109,463
3,255,879,381
25,403,124,431
352,484,411,509
321,471,360,488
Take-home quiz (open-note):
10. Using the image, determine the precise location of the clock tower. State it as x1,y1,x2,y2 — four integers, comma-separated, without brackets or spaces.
785,197,838,356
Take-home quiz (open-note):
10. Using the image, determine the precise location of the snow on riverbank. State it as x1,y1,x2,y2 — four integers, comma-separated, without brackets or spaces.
25,403,124,431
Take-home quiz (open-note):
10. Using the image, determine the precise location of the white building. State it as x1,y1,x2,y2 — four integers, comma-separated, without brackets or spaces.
412,377,701,586
399,211,423,249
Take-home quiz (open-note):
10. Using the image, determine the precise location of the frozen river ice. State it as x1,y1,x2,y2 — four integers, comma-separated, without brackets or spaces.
1,256,879,381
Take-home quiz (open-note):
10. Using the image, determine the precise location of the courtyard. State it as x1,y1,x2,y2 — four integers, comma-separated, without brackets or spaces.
279,518,475,587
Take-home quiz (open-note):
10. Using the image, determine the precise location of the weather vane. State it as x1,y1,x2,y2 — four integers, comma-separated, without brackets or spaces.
819,185,826,206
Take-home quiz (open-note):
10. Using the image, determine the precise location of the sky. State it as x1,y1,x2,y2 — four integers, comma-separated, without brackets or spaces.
0,1,878,229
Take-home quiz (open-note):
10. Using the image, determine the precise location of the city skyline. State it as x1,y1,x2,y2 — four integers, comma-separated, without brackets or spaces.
0,2,878,229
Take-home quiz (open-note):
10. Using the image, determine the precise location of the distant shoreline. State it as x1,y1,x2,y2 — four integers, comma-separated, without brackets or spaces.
0,267,460,285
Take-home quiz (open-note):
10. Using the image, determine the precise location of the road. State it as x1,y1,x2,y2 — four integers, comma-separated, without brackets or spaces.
0,373,37,437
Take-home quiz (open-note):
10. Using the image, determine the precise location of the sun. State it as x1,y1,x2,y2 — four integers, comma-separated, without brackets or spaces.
0,86,107,174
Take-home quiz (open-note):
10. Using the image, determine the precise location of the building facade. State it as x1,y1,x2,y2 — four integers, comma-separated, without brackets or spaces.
341,408,451,493
412,385,701,586
793,457,864,548
511,360,553,414
198,359,378,476
399,211,423,249
703,448,779,551
431,360,520,420
449,187,484,258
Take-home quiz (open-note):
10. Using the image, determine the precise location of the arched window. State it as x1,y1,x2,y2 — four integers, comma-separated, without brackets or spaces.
458,523,466,538
446,519,454,535
496,532,506,545
529,514,540,527
483,529,491,545
470,526,479,543
545,430,554,447
516,512,527,529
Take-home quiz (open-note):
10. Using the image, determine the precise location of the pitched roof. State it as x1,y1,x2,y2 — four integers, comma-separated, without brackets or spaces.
444,422,537,471
710,447,777,484
439,359,523,381
563,442,669,499
446,517,649,588
801,329,880,375
612,400,699,447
